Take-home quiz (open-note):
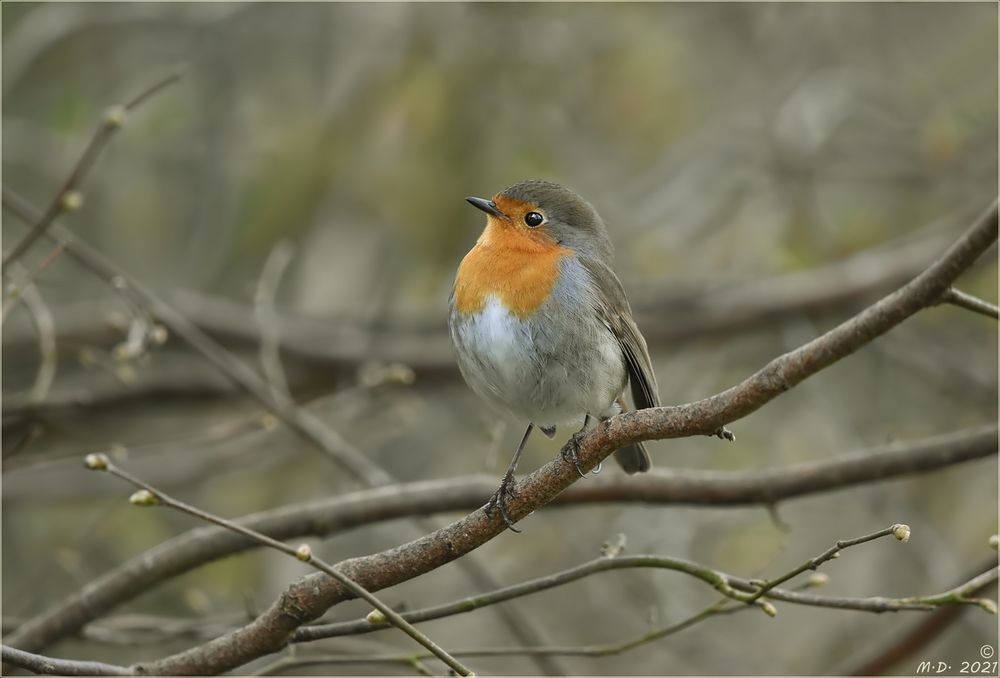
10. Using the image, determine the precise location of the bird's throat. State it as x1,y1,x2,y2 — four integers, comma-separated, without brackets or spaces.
453,230,571,318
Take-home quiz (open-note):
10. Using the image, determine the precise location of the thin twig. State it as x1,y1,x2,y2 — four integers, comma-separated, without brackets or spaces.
4,201,996,673
253,240,295,398
295,535,998,644
11,268,58,405
266,601,741,675
3,612,249,645
6,560,995,678
728,568,998,613
83,454,473,677
1,240,65,320
0,221,961,387
2,184,561,675
849,556,998,675
258,559,1000,672
938,287,999,319
744,523,908,602
1,72,180,274
2,185,390,486
131,199,997,676
7,424,994,655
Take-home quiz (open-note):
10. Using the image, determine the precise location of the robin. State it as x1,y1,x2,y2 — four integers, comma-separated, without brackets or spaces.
448,179,663,530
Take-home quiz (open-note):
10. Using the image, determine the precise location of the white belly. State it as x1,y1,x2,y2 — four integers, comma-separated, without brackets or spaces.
450,295,626,427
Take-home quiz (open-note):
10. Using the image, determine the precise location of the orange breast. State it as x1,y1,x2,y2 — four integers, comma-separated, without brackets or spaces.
453,220,572,318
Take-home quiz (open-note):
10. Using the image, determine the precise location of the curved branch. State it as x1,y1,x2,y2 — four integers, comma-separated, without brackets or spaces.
6,424,995,655
0,226,963,390
1,186,390,487
296,544,987,643
1,187,570,676
5,556,995,676
127,200,996,675
90,456,472,677
849,555,999,675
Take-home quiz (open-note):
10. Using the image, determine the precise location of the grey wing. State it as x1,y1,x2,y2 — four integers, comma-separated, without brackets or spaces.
578,256,659,410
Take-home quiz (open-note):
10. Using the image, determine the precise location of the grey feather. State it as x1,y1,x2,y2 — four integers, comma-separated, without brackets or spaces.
579,256,659,474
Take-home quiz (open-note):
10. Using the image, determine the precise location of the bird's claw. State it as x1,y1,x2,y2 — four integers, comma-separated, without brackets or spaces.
711,426,736,442
561,431,588,478
484,470,521,533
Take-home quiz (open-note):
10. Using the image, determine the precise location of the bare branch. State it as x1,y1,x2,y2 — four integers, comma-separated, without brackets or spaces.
1,240,65,320
1,645,128,676
6,424,993,655
1,186,565,677
262,564,997,675
744,523,909,602
85,455,473,677
296,534,979,644
126,199,995,675
1,185,391,487
938,287,999,319
1,72,180,274
0,222,963,391
263,601,738,674
3,265,58,405
253,241,295,398
740,567,999,613
849,556,998,675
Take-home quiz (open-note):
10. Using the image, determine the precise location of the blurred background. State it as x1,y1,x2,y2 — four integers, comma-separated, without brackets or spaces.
2,2,997,675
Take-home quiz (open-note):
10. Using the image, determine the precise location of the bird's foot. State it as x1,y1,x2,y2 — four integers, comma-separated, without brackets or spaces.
484,469,521,533
710,426,736,442
561,429,588,478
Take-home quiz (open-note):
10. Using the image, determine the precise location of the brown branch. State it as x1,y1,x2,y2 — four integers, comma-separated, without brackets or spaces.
1,186,565,676
1,645,128,676
296,541,988,644
1,72,180,274
6,424,994,655
120,199,997,675
11,527,994,676
743,524,910,603
1,185,390,487
262,601,738,674
938,287,999,319
85,455,473,677
8,558,996,678
3,613,249,645
253,564,1000,672
0,227,960,391
849,556,999,675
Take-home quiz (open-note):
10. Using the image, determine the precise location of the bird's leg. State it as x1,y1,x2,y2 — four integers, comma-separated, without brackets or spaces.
485,423,534,532
561,414,591,478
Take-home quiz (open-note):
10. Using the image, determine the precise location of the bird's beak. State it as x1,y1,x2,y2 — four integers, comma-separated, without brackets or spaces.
466,196,506,219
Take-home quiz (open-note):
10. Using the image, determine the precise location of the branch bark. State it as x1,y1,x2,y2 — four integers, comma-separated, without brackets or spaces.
0,225,963,390
938,287,1000,319
124,199,996,675
1,646,129,676
6,423,994,656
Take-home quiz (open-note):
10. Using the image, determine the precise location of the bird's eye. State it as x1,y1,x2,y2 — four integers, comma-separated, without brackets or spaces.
524,212,544,227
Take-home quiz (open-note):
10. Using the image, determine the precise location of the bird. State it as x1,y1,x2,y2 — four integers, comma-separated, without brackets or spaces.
448,179,661,530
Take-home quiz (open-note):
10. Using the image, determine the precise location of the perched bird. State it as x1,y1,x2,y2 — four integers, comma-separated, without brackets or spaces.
448,180,659,529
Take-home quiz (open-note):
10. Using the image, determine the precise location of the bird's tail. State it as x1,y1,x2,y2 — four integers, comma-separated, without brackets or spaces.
613,441,651,474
